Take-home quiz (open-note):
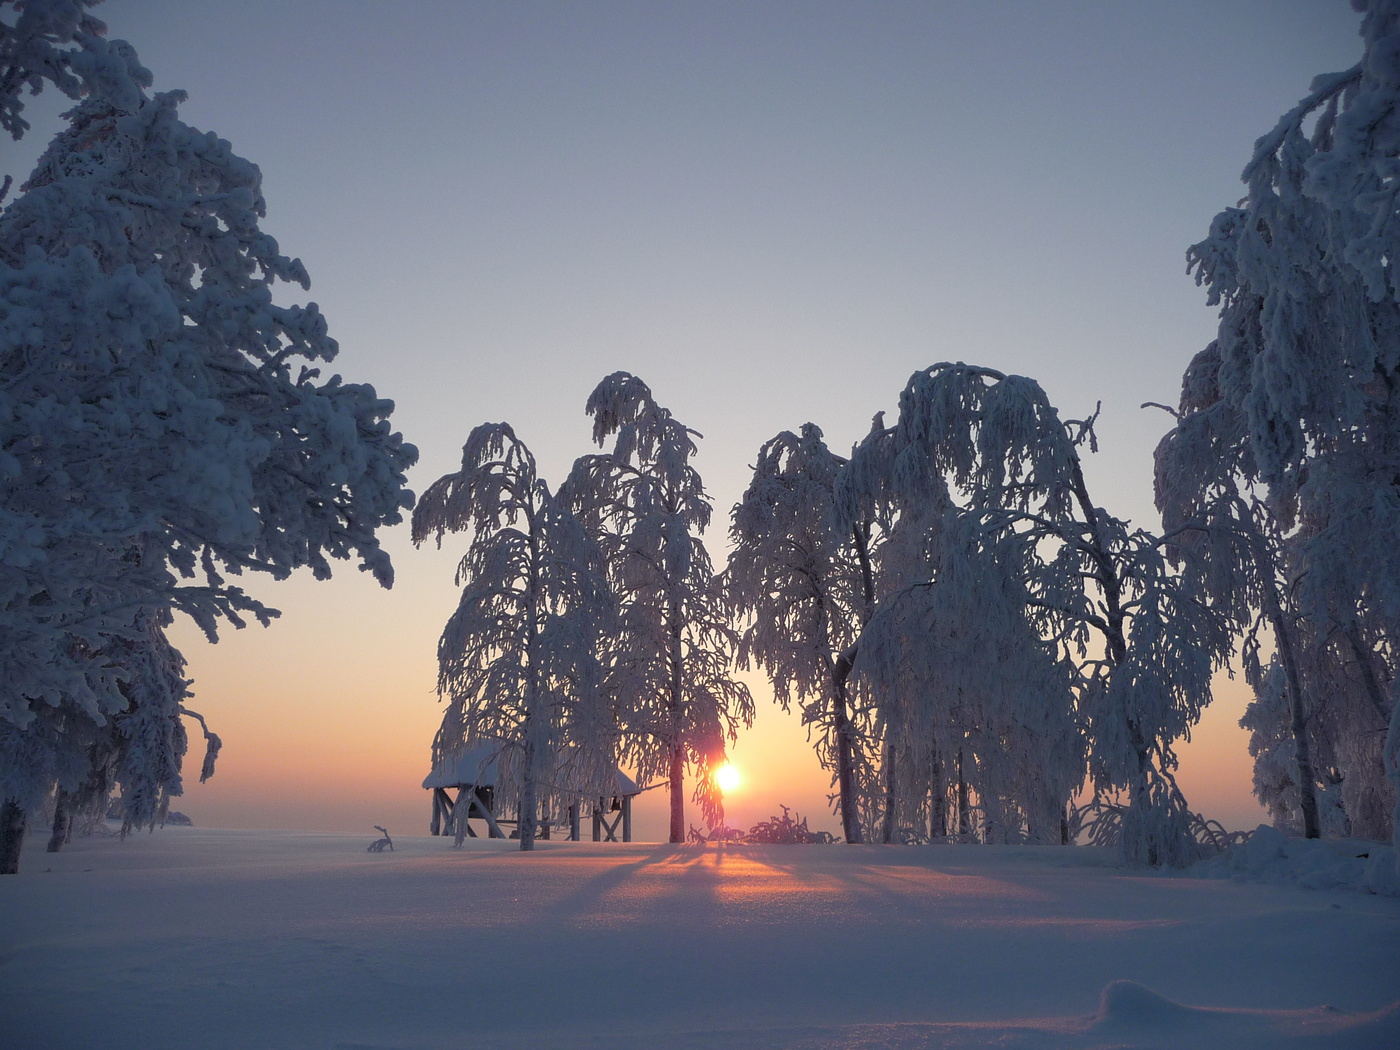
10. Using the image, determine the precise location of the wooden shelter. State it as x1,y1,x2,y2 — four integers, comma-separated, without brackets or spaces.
423,745,641,841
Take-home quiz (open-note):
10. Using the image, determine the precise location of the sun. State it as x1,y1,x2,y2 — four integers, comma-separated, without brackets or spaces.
714,763,741,794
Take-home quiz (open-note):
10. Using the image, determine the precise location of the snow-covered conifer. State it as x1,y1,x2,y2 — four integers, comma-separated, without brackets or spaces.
565,374,753,841
414,423,615,852
0,38,415,870
1,0,113,143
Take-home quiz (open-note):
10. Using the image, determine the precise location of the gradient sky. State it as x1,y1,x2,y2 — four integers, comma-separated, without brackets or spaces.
3,1,1369,839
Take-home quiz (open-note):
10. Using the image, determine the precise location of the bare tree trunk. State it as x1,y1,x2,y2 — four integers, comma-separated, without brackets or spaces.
931,747,948,839
880,741,897,844
1129,765,1159,867
47,792,71,853
519,733,538,852
833,696,861,843
520,514,541,853
668,741,685,843
667,595,686,844
830,646,863,844
1251,543,1320,839
1273,609,1320,838
1,800,25,874
956,748,970,840
1344,625,1393,724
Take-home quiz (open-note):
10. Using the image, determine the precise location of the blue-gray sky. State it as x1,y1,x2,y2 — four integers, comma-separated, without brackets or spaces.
5,1,1367,836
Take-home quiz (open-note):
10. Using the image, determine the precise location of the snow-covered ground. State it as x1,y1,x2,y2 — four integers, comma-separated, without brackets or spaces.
2,827,1397,1050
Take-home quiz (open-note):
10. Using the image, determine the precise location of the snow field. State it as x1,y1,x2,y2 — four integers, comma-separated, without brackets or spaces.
2,827,1398,1049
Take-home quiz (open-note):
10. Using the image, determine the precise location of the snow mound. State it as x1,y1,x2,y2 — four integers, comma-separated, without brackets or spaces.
1079,980,1400,1049
1189,825,1400,896
470,984,1400,1049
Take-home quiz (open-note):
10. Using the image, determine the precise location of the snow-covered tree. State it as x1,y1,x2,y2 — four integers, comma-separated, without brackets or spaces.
1158,346,1396,841
0,36,416,871
840,363,1230,865
1,0,112,144
1153,342,1327,838
853,508,1082,845
564,373,753,841
727,423,876,843
414,423,616,852
1185,0,1400,846
24,612,222,854
1240,655,1351,838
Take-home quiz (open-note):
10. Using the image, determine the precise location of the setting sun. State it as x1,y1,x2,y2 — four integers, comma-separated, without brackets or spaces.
714,763,741,794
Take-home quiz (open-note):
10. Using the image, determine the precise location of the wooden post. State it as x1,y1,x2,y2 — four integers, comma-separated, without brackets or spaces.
436,788,459,836
430,791,442,836
598,805,621,842
469,787,507,839
592,798,604,842
622,795,632,842
569,801,580,841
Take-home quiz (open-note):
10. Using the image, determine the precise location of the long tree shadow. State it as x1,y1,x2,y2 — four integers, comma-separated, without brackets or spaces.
527,845,683,926
527,843,773,930
736,843,1047,915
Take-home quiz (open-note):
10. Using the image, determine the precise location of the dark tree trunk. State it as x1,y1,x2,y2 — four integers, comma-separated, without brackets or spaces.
667,596,686,844
1129,765,1160,867
830,646,863,844
880,742,897,843
47,792,71,853
833,697,862,843
519,733,537,852
1273,611,1320,839
1,800,25,874
931,747,948,839
668,742,685,843
1344,625,1393,725
956,749,971,840
1254,556,1320,839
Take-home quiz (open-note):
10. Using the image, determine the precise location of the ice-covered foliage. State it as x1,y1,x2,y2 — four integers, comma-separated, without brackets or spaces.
0,610,218,855
840,363,1231,865
414,423,616,852
1156,339,1399,842
1153,343,1332,839
1241,658,1350,838
1184,0,1400,848
564,373,753,840
855,509,1082,845
745,804,835,844
0,0,115,143
2,73,417,642
0,34,415,869
727,424,874,843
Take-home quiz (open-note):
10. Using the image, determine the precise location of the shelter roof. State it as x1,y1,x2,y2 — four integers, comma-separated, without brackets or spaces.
423,745,641,796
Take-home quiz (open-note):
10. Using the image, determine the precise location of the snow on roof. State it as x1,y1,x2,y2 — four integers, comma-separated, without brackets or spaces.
422,745,641,796
612,769,640,796
422,745,500,790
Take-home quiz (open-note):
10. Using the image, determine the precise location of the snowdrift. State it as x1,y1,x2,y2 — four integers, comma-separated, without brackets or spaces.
1190,824,1400,897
